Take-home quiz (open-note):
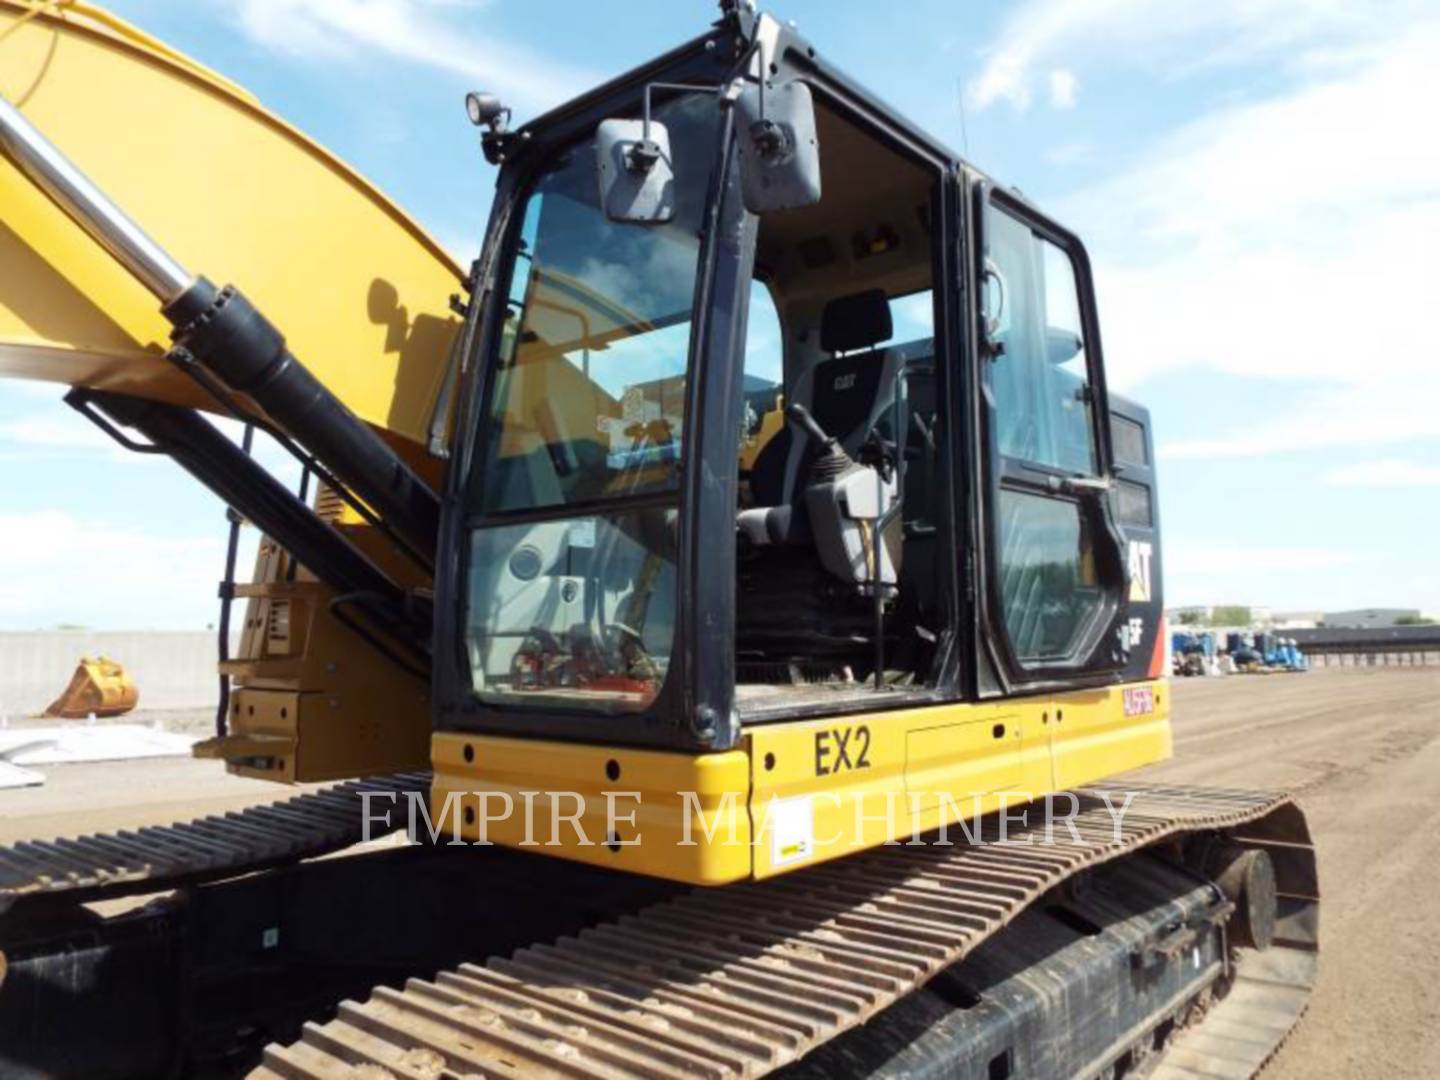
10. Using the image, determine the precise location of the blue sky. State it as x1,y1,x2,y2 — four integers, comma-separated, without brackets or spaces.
2,0,1438,627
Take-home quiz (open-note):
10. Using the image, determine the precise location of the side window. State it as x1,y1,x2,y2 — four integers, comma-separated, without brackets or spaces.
982,198,1120,672
739,281,783,475
996,489,1098,661
985,210,1096,475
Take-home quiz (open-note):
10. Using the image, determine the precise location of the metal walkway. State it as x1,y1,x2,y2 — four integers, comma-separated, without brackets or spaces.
253,782,1319,1079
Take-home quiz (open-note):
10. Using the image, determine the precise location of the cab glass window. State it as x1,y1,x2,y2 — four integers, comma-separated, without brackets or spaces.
997,490,1099,662
984,201,1112,670
464,94,718,715
739,280,783,470
477,95,717,515
985,210,1096,475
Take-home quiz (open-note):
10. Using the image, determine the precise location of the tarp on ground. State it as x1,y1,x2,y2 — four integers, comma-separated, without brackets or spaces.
0,761,43,789
0,725,197,767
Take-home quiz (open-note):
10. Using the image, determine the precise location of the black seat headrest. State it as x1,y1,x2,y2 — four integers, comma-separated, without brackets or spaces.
820,289,892,354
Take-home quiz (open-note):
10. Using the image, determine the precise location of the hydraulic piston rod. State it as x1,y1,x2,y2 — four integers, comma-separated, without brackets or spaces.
0,94,190,301
0,92,442,558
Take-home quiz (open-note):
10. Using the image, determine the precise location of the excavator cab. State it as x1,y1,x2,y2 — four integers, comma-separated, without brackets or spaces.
0,0,1164,881
429,8,1166,879
441,13,1148,736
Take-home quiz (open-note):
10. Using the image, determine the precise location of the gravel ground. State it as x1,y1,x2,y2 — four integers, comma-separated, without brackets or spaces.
1136,666,1440,1080
1,706,217,735
1,667,1438,1076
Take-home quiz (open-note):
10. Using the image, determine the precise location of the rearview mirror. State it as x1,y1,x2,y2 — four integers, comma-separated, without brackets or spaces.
735,80,822,214
1046,327,1083,365
596,118,676,224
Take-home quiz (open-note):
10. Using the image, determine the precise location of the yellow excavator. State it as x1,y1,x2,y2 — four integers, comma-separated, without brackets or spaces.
0,2,1317,1077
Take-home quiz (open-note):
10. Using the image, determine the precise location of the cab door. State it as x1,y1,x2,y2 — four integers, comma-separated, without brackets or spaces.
970,183,1130,694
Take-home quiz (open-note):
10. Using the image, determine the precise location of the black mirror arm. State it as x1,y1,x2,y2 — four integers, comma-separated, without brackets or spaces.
638,81,725,151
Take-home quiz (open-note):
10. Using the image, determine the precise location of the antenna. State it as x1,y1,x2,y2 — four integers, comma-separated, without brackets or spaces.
956,76,971,159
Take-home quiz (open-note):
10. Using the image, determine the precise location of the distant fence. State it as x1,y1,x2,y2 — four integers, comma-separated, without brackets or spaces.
1287,627,1440,668
0,631,237,719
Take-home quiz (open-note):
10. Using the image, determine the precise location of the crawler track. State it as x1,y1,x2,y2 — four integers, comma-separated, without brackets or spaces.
0,771,429,913
253,782,1319,1079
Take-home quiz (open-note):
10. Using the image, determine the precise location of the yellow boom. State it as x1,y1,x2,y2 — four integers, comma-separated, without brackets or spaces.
0,0,460,446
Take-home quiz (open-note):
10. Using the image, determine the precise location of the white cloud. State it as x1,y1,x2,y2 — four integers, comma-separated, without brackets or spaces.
1164,542,1371,608
233,0,599,113
1068,40,1440,262
0,510,237,629
1160,381,1440,460
0,397,304,480
1324,460,1440,488
1035,13,1440,457
1047,68,1078,109
0,414,122,454
0,388,300,628
1045,141,1094,167
0,379,68,400
1169,542,1364,576
963,0,1410,112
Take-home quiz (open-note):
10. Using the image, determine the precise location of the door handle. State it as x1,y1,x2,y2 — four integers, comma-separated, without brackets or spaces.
1047,474,1112,495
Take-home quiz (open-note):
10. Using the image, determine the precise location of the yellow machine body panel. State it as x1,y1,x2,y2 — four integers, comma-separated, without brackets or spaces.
433,679,1172,885
191,512,437,784
0,0,459,445
432,734,754,884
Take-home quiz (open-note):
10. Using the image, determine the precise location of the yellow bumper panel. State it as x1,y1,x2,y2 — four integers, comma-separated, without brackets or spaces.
432,680,1171,885
431,733,753,885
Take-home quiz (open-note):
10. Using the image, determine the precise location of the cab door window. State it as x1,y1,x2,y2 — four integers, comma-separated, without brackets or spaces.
982,197,1118,671
985,210,1096,476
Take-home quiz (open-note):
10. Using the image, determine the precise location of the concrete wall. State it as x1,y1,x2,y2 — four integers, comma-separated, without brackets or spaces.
1324,609,1422,629
0,631,239,718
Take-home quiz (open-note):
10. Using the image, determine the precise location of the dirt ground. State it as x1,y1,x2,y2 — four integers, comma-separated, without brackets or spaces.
1138,666,1440,1080
2,666,1439,1076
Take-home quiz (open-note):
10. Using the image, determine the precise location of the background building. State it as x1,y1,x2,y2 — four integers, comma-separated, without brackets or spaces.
1323,609,1425,629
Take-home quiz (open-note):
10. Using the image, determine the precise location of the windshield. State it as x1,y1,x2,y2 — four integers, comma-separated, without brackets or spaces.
477,95,717,515
466,93,718,714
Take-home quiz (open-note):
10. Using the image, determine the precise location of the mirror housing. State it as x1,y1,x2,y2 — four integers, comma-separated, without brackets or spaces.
596,118,676,224
1046,327,1083,365
735,80,821,214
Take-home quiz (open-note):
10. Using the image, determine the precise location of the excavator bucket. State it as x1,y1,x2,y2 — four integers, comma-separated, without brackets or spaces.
42,655,139,718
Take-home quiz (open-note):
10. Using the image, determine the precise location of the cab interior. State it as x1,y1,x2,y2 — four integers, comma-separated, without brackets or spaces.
734,100,945,712
462,92,949,718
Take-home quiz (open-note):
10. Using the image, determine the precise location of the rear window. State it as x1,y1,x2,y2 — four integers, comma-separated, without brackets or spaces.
1117,478,1154,528
1111,413,1148,466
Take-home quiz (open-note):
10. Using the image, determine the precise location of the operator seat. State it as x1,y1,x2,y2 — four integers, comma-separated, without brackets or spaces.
738,288,905,546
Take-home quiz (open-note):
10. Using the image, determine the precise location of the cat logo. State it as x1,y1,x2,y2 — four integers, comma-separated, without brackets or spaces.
1128,540,1153,602
833,373,857,391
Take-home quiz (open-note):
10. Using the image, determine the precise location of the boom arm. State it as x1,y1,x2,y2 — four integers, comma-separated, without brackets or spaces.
0,1,464,781
0,0,461,445
0,94,442,557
